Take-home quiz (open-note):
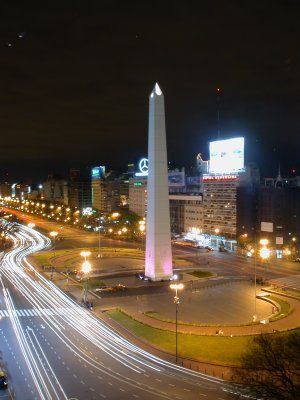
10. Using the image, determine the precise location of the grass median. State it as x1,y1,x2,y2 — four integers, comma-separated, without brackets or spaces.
107,309,250,365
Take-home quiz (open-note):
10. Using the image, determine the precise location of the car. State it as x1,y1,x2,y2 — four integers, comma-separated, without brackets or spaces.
113,284,126,292
205,246,213,251
95,286,113,292
0,371,8,389
293,258,300,262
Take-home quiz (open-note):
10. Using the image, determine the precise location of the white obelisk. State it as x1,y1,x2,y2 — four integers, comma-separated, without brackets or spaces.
145,83,173,281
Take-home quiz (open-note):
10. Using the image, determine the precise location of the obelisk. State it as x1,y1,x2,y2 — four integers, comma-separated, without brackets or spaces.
145,83,173,281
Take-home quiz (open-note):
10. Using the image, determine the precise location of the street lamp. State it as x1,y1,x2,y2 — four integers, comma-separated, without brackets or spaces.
82,260,91,303
49,231,58,280
170,282,184,363
259,246,270,260
259,238,269,246
80,250,91,261
28,222,35,229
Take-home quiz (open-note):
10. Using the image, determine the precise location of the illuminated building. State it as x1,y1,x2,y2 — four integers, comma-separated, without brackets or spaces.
202,174,238,238
238,167,300,255
202,137,245,239
129,177,147,217
91,166,129,212
145,83,173,281
170,194,203,234
196,153,209,175
91,166,107,212
0,182,12,198
43,174,68,205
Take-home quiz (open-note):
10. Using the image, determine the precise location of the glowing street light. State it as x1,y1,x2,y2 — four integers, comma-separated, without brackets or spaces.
292,237,296,242
259,238,269,246
214,228,220,234
82,260,91,274
28,222,35,229
170,282,184,363
80,250,91,261
259,246,270,260
82,260,91,303
49,231,58,279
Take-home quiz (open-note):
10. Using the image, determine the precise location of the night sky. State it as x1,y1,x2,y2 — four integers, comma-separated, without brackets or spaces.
1,0,300,181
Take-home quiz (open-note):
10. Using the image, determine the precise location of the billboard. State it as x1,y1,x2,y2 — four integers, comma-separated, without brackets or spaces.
168,171,185,187
261,221,273,233
209,137,244,174
91,166,105,180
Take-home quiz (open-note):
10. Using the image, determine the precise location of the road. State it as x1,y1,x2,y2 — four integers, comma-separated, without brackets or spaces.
0,223,242,400
4,209,300,283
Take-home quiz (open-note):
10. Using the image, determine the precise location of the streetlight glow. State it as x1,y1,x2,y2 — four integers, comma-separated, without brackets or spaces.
259,238,269,246
28,223,35,228
82,260,91,274
259,247,270,260
170,283,184,291
80,250,91,258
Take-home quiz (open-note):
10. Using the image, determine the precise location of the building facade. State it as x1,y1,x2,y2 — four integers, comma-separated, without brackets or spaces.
202,175,238,238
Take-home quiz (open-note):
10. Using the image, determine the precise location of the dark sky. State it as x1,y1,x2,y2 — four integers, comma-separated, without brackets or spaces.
1,0,300,181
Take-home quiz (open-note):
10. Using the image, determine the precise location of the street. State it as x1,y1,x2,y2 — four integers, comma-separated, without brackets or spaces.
0,224,239,400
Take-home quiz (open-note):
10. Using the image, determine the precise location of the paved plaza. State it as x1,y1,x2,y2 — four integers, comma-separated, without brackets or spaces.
98,280,272,325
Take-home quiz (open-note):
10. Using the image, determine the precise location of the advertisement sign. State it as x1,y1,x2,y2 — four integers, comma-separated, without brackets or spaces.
91,166,105,180
135,158,148,177
261,222,273,233
168,171,185,187
276,237,283,245
203,175,237,181
209,137,244,174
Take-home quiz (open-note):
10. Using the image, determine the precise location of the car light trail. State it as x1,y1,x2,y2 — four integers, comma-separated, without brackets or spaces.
0,222,236,399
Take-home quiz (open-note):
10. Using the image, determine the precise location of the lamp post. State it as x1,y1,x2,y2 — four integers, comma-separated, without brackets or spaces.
49,231,58,280
82,260,91,303
170,283,184,363
259,239,270,286
80,250,91,261
98,218,101,267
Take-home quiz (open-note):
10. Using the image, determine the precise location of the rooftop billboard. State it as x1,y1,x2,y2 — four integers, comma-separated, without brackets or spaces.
209,137,244,174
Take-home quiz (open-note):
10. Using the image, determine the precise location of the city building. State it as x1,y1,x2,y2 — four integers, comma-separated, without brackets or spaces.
91,166,130,213
202,174,238,238
0,182,12,198
170,194,203,234
129,176,147,217
43,174,68,205
201,137,245,240
68,168,92,210
91,166,107,212
11,182,31,200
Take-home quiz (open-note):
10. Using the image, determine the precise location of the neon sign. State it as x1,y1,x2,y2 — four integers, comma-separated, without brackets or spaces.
203,175,237,181
135,158,148,177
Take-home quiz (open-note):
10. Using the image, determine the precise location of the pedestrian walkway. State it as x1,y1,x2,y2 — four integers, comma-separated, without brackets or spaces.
0,307,77,318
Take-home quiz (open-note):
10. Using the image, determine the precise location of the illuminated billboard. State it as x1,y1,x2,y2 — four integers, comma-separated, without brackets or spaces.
209,137,244,174
91,166,105,180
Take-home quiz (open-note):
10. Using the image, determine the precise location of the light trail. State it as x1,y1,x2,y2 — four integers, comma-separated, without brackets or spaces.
0,222,238,399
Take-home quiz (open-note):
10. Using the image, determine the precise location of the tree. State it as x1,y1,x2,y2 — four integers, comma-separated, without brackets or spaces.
235,331,300,399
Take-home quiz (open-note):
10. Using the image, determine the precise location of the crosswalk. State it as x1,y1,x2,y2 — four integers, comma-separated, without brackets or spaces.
0,308,75,318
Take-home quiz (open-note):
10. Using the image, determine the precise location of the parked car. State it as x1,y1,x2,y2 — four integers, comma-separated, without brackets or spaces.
0,371,8,389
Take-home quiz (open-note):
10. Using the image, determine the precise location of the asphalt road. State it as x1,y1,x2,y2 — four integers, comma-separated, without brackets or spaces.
5,209,300,282
0,223,242,400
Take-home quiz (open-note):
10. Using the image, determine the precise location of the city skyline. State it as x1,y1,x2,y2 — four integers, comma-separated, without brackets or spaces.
0,1,300,180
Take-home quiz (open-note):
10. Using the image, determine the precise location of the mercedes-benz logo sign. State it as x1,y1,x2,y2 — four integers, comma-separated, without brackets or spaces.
139,158,148,174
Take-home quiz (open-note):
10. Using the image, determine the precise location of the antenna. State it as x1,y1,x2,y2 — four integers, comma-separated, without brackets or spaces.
216,87,222,139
